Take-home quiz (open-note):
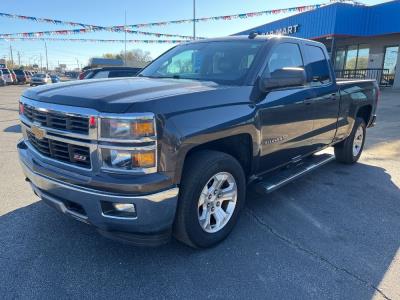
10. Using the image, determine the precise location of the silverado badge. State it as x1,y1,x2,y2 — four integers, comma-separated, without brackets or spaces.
31,124,46,140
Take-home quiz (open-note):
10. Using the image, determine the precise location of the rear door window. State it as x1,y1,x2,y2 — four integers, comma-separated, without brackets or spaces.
92,71,110,79
305,45,332,86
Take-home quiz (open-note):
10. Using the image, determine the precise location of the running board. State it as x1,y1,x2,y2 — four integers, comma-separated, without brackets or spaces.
253,153,335,194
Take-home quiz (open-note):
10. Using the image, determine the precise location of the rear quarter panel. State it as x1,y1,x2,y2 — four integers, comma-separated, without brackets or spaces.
335,80,377,141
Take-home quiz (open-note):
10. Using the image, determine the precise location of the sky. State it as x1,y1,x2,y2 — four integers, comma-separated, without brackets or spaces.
0,0,391,69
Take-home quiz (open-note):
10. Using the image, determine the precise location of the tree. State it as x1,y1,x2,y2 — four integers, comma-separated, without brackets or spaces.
102,53,117,59
95,49,152,67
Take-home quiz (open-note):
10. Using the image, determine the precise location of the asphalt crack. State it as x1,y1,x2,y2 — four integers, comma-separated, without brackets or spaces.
245,207,391,300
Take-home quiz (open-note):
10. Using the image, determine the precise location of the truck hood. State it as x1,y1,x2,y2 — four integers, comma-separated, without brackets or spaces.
22,77,224,113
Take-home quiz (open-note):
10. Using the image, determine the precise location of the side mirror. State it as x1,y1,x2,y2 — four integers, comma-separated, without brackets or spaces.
259,67,306,92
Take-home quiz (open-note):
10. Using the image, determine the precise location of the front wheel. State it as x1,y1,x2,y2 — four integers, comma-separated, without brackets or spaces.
173,150,246,248
334,117,366,164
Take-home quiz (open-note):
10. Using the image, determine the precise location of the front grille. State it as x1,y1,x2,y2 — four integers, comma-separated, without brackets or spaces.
27,131,91,168
23,104,89,135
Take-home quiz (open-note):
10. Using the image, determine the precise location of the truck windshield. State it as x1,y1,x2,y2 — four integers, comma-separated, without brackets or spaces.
140,40,264,85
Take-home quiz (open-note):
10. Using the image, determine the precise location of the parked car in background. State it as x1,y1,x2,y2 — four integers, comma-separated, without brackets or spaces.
24,71,32,84
78,69,91,80
50,74,60,83
10,70,17,84
65,71,79,79
13,69,28,84
83,67,142,79
30,73,51,86
0,70,5,86
0,68,14,84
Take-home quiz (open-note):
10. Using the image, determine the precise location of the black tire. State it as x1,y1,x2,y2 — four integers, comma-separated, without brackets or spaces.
173,150,246,248
334,117,366,164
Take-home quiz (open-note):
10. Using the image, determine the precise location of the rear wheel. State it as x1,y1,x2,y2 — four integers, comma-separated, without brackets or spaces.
173,150,246,248
334,117,366,164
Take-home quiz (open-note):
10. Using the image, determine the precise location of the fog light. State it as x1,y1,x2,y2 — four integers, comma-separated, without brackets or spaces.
101,201,137,219
113,203,136,213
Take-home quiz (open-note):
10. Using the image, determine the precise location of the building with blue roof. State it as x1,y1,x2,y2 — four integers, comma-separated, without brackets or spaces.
236,1,400,89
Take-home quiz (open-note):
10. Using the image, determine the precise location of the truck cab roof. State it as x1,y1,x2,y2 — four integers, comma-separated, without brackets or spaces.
188,34,324,46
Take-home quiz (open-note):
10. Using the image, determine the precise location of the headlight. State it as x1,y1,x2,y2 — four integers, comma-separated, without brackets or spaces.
101,148,156,171
100,117,155,140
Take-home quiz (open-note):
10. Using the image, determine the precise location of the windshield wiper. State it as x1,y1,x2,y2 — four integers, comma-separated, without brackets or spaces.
144,75,181,79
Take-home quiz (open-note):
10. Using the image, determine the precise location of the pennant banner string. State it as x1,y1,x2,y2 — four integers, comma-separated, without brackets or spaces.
0,37,187,44
0,4,322,39
0,28,198,40
124,4,322,28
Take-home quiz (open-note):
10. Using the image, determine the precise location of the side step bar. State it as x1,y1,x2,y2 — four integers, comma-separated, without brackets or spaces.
253,153,335,194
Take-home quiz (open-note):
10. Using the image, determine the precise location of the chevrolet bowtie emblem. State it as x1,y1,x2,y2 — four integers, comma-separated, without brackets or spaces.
31,124,46,140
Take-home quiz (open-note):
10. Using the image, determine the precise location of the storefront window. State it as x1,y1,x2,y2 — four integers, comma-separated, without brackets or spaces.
383,46,399,74
334,48,346,70
343,44,370,70
356,44,370,69
345,46,358,69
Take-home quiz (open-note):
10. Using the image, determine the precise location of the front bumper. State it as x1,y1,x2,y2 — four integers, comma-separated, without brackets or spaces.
18,140,179,246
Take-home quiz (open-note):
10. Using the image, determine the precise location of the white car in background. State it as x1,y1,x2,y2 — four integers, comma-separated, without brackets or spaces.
0,70,6,86
0,68,14,85
30,73,51,86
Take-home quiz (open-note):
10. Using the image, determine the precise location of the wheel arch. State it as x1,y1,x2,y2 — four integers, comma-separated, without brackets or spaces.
175,133,256,184
356,104,373,126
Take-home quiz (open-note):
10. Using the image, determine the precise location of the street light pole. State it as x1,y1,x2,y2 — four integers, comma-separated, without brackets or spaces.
45,41,49,71
9,44,14,67
124,10,127,66
193,0,196,39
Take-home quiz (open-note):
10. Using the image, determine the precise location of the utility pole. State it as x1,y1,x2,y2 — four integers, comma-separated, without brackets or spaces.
44,42,49,71
40,54,43,72
76,58,79,70
193,0,196,39
9,45,14,67
17,51,21,66
124,10,127,66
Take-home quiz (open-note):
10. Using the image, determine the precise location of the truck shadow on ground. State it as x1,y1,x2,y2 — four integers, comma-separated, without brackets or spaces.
3,124,21,133
0,162,399,298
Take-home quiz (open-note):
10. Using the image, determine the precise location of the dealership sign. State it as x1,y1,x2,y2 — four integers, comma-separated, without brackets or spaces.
260,24,300,36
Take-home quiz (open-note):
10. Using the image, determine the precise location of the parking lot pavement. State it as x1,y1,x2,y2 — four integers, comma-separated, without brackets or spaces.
0,85,399,299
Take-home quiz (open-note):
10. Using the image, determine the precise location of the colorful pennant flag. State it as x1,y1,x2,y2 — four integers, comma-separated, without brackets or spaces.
0,37,187,44
125,4,322,28
0,28,196,40
0,5,321,29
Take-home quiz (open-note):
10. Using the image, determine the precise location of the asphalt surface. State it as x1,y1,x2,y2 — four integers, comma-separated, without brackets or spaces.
0,85,399,299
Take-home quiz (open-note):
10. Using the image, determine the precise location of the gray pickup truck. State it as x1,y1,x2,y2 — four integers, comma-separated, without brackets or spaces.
18,35,378,248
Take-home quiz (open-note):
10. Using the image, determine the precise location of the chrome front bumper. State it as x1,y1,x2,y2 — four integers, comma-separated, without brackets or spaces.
18,140,179,245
